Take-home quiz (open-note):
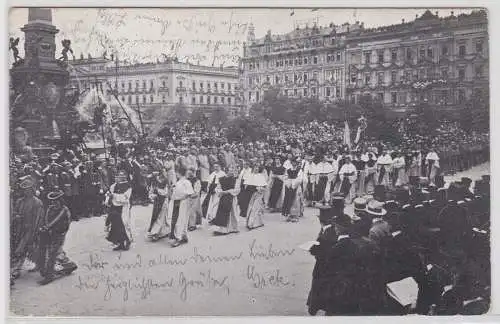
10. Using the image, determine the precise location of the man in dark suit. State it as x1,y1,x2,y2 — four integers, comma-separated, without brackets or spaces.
307,205,338,315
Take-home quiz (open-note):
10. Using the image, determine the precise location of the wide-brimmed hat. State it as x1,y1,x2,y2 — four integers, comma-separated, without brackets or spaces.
47,190,64,200
19,176,35,189
50,153,60,160
366,200,387,216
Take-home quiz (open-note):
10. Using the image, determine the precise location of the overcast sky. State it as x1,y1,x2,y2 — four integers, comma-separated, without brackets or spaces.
9,8,477,66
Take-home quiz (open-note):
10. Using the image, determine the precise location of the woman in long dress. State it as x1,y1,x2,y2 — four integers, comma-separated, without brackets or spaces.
147,172,170,241
105,170,133,251
202,163,226,222
393,153,407,187
282,159,304,222
187,168,202,231
268,158,286,212
237,160,253,218
211,169,240,235
166,166,196,247
246,166,267,230
426,149,440,186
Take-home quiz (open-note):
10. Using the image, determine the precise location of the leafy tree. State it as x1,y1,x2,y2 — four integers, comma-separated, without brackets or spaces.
166,103,190,124
209,106,229,127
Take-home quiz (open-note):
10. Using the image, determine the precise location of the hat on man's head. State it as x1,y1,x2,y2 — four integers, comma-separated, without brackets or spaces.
19,176,35,189
330,194,345,211
353,197,368,211
50,153,60,160
332,213,352,229
47,190,64,200
366,200,387,217
318,205,334,224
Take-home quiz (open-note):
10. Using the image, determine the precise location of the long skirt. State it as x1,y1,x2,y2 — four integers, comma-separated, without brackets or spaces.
364,171,376,194
357,170,367,196
283,186,304,218
148,196,166,232
395,168,408,187
211,194,239,234
247,191,265,229
166,199,190,241
148,198,170,239
268,178,284,210
203,192,220,222
238,186,253,217
187,196,203,227
38,231,66,278
377,167,391,188
106,205,132,246
314,176,328,202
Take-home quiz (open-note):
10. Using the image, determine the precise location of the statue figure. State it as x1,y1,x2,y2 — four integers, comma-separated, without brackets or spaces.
58,39,75,62
13,127,34,162
80,53,84,60
88,53,92,59
9,37,21,62
103,51,107,59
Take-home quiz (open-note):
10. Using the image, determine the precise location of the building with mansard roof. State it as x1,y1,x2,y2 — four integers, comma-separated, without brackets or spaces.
241,9,488,115
68,55,243,126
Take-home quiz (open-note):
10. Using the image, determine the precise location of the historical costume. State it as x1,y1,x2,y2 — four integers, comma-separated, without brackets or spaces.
312,157,335,204
147,173,170,241
392,154,407,187
202,165,226,221
246,170,267,230
166,170,195,247
11,176,45,282
376,153,393,188
210,171,240,235
37,191,72,285
363,153,377,194
237,163,253,217
426,150,440,186
282,161,304,222
187,169,203,230
268,159,286,211
338,157,358,204
301,156,315,205
105,171,133,251
353,154,367,197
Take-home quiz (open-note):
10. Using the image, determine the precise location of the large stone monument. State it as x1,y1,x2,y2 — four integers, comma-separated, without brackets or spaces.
10,8,77,147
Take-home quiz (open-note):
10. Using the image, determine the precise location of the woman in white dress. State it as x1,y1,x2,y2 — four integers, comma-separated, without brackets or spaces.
166,166,196,247
246,166,267,230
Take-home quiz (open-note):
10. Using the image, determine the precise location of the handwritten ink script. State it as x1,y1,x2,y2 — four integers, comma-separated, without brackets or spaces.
74,239,297,302
59,8,250,66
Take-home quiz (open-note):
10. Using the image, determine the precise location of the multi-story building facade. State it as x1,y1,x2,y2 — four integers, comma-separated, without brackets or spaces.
241,9,488,115
241,22,363,109
68,56,243,124
346,10,488,113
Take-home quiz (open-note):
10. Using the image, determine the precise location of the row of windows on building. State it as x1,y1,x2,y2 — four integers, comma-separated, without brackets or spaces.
117,79,237,91
247,86,342,101
358,41,485,65
351,65,485,85
350,89,468,105
247,52,342,71
261,38,336,54
182,96,234,105
248,69,344,86
119,94,235,105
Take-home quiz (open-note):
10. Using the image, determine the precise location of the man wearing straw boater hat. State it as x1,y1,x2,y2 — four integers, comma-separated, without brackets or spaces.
11,176,45,285
37,190,73,285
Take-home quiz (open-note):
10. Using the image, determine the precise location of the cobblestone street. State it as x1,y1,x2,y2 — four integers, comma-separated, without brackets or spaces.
10,163,489,316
